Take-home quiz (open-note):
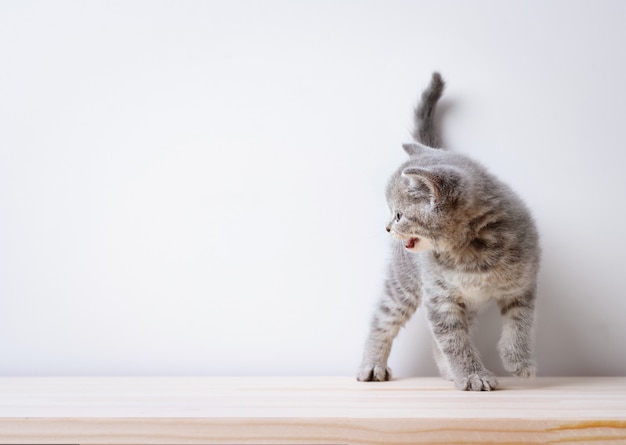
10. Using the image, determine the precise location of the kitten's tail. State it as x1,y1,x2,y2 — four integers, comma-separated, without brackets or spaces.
412,71,445,148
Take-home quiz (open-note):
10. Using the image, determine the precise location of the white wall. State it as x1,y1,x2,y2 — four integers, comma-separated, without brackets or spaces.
1,0,625,377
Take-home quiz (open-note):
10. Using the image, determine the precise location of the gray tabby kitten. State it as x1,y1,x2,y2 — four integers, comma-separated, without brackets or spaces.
357,72,540,391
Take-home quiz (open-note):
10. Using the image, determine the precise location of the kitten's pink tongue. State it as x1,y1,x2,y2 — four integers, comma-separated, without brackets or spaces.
405,238,418,249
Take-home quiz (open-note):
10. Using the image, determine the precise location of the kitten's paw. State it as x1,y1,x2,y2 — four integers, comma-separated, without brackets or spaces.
356,364,392,382
454,371,498,391
500,351,536,378
506,361,536,379
499,342,536,379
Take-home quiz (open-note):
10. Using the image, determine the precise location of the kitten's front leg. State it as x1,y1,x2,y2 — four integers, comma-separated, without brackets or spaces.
357,282,419,382
497,290,536,378
426,296,498,391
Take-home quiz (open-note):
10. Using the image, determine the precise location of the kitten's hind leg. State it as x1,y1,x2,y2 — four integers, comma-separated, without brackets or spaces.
432,338,454,381
426,296,497,391
497,290,536,378
357,282,420,382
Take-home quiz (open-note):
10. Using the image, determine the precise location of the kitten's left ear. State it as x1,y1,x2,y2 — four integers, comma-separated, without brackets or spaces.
402,167,449,205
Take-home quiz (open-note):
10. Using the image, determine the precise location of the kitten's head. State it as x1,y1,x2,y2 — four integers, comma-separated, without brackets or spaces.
385,143,474,253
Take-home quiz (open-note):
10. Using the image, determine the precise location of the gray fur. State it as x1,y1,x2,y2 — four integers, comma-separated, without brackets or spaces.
357,72,540,391
412,71,445,147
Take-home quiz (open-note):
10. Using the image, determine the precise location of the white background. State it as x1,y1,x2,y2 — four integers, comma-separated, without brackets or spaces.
1,0,625,377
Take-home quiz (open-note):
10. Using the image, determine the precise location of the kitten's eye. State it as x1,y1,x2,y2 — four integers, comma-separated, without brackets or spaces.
395,211,403,222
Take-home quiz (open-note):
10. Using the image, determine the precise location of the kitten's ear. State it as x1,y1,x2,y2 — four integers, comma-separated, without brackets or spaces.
402,167,445,205
402,142,430,156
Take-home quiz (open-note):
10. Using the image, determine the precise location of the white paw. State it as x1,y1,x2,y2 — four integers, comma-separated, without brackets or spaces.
455,371,498,391
356,364,392,382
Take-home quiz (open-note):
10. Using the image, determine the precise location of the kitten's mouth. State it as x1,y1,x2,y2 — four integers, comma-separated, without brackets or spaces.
405,237,419,249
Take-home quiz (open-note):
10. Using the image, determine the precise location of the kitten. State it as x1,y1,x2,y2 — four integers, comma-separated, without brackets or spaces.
357,72,540,391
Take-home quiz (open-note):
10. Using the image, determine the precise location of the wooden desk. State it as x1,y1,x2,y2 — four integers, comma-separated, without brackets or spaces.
1,377,625,444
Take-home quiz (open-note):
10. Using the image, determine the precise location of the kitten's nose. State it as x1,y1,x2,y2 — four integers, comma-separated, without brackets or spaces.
386,225,391,233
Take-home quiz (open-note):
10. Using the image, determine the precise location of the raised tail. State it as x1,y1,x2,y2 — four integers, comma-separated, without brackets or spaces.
412,71,445,148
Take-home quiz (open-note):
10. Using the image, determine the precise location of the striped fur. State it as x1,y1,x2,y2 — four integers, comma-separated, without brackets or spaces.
357,73,540,391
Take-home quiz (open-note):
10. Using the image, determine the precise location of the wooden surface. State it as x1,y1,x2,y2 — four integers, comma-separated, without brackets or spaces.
0,376,625,444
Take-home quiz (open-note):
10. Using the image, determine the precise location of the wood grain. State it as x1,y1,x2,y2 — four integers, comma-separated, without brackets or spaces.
0,377,625,444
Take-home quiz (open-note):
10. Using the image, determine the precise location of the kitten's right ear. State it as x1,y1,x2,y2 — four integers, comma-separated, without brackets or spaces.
402,142,430,156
